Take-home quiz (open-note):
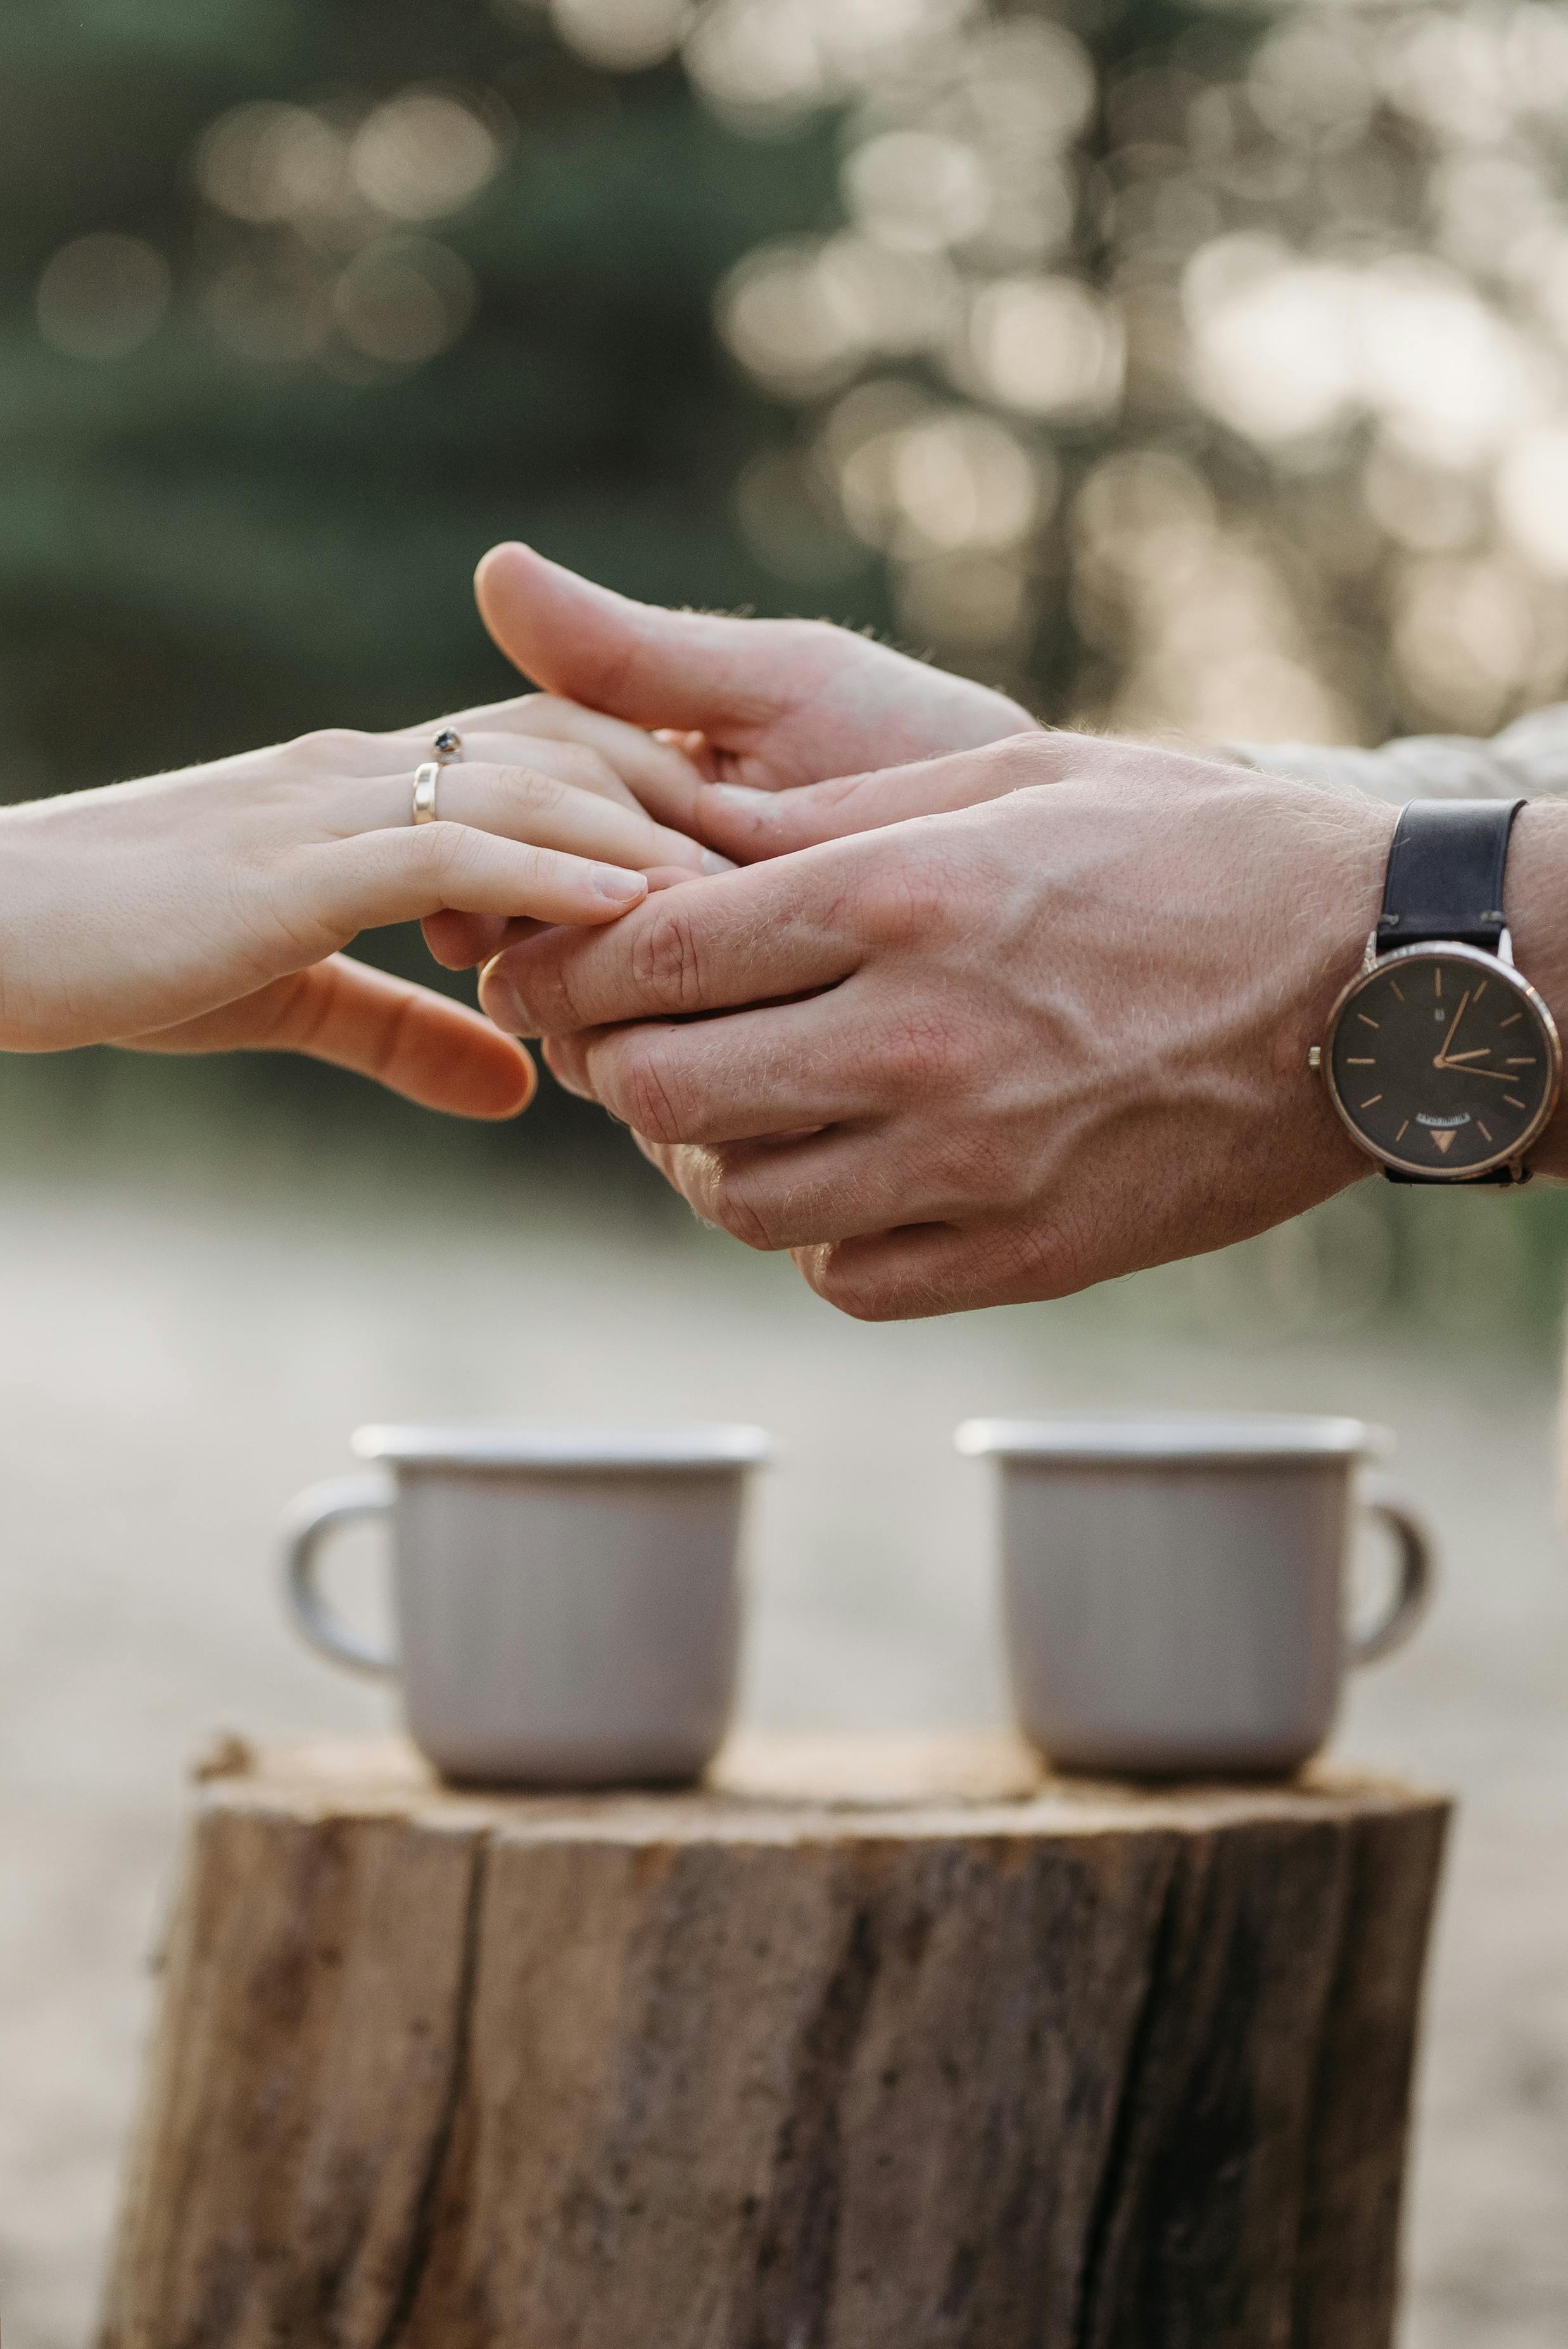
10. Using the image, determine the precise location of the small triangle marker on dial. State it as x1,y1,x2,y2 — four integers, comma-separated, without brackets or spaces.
1431,1131,1455,1155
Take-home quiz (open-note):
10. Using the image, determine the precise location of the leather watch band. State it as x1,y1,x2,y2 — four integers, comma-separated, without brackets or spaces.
1384,1165,1526,1186
1375,796,1524,953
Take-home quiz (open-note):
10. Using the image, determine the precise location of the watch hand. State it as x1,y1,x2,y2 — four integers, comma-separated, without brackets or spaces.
1436,1065,1519,1082
1438,1046,1493,1063
1434,987,1472,1067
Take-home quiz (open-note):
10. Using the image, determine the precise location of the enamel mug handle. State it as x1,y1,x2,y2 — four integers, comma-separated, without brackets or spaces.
281,1471,398,1677
1347,1473,1437,1667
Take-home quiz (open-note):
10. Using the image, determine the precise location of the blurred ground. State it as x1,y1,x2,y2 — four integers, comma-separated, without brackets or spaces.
1,1155,1566,2348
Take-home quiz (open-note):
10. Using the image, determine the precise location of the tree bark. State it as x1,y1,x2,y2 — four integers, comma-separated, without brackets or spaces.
99,1732,1449,2349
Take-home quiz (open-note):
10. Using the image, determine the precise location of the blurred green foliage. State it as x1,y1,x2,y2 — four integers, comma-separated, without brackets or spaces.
0,1,863,794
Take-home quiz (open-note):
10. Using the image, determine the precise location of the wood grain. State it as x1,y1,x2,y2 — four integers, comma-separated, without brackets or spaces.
100,1734,1449,2349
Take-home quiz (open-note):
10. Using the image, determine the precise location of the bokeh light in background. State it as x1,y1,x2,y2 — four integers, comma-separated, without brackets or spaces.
687,0,1568,739
26,0,1568,746
191,92,498,374
35,234,173,361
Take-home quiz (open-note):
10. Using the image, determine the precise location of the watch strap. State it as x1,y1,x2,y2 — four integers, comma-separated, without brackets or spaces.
1384,1164,1527,1187
1375,796,1524,953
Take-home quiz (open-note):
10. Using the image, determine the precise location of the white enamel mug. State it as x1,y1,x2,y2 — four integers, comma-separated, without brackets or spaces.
957,1414,1436,1778
281,1422,772,1787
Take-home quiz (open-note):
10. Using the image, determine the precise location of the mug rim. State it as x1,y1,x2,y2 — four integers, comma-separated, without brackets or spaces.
352,1421,775,1471
954,1412,1389,1464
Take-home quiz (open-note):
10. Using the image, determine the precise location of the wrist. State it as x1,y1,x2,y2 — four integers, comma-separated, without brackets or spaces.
1503,799,1568,1177
1312,792,1567,1185
1298,793,1400,1190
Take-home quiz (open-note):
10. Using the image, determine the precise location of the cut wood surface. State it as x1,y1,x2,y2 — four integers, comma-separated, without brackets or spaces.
100,1732,1450,2349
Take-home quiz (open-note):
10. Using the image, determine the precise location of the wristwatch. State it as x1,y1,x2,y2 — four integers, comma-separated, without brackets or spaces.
1313,797,1561,1184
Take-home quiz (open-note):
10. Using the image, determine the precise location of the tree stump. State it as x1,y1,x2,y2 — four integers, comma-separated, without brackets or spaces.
99,1732,1449,2349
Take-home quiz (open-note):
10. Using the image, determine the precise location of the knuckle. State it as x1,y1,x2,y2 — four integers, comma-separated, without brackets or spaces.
502,764,567,816
287,726,369,769
487,946,557,1034
628,898,707,1013
1016,1218,1092,1302
616,1036,695,1146
785,617,844,664
415,820,481,890
693,1157,783,1253
853,851,950,943
536,944,598,1034
553,742,617,792
806,1244,899,1322
968,1217,1085,1305
973,735,1049,795
933,1124,1030,1214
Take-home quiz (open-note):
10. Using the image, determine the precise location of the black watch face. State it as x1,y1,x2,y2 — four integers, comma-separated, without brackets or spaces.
1327,946,1561,1177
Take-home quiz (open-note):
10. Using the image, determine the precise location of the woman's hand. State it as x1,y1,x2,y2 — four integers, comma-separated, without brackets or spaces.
0,706,711,1119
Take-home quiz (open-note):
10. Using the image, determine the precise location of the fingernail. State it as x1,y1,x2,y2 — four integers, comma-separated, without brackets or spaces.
701,849,738,874
708,783,773,812
593,866,648,904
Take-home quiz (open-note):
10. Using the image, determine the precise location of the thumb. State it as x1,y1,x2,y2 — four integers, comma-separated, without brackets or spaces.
689,735,1049,863
476,543,775,737
123,958,537,1119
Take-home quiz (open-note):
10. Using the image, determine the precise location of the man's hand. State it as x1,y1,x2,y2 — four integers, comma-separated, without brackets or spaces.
477,735,1400,1319
422,542,1042,975
476,543,1039,811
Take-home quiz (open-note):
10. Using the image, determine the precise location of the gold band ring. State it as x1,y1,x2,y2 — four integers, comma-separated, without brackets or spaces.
412,762,440,825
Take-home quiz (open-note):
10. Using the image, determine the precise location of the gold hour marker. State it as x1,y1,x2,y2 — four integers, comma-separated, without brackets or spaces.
1477,1120,1493,1144
1396,1120,1410,1141
1389,978,1404,1000
1434,969,1442,997
1360,1094,1383,1108
1356,1013,1379,1028
1506,1095,1527,1110
1346,1056,1375,1065
1431,1130,1455,1155
1501,1012,1522,1028
1507,1056,1536,1065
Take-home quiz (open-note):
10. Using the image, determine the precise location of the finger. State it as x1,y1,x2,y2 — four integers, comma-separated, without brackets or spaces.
462,698,709,830
476,542,780,738
563,997,860,1144
793,1222,1047,1320
478,847,864,1037
422,909,509,971
592,1127,913,1253
446,731,641,811
688,735,1049,864
541,1033,597,1098
378,698,705,817
291,724,624,798
421,863,707,975
631,1125,970,1253
335,761,720,877
122,958,536,1120
310,820,650,935
374,719,688,819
